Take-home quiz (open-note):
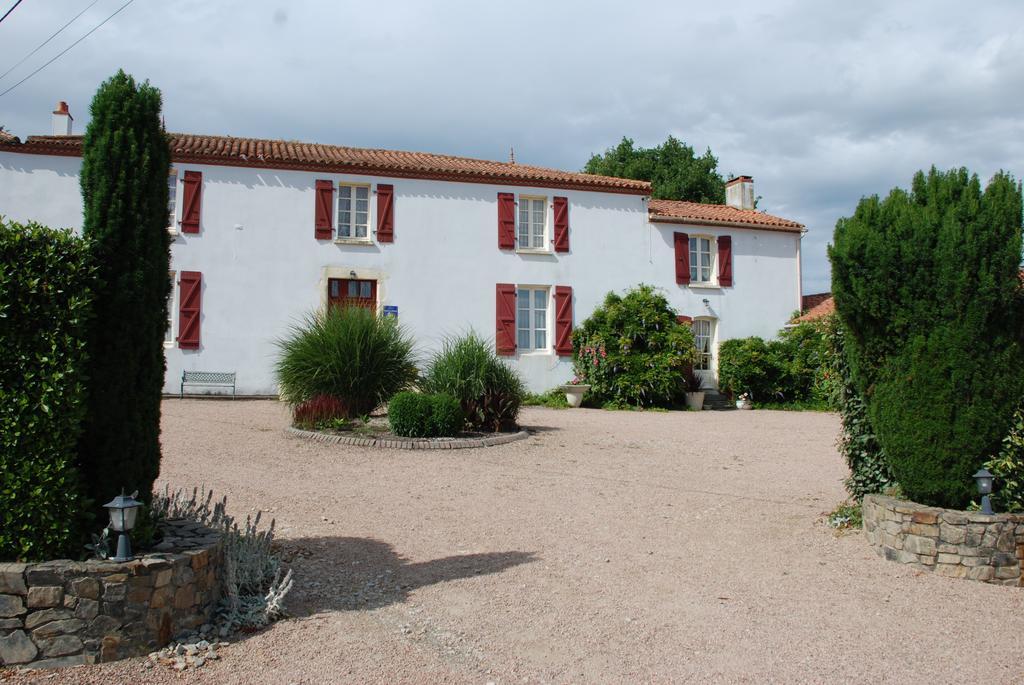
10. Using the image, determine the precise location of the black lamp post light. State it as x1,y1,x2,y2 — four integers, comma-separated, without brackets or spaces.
973,468,995,515
103,490,143,562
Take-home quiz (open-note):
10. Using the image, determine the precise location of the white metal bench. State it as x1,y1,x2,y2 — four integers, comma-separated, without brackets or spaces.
180,371,236,398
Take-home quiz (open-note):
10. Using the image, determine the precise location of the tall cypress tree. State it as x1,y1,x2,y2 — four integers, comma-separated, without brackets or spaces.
830,167,1024,507
77,71,170,506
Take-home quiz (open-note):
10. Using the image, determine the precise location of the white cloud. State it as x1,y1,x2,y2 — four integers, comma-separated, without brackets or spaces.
1,0,1021,294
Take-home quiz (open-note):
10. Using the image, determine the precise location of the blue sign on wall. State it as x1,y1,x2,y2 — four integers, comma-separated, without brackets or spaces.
383,305,398,319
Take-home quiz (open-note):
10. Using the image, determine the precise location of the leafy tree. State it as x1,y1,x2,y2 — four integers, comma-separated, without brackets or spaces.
77,71,171,507
829,167,1024,508
583,136,726,203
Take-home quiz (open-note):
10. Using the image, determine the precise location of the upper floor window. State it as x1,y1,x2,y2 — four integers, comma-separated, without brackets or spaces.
338,184,370,239
516,286,549,350
689,236,714,284
167,170,178,230
518,197,547,250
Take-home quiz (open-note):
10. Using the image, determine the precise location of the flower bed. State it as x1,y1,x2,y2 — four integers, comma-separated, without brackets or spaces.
286,425,529,450
0,520,222,669
862,494,1024,586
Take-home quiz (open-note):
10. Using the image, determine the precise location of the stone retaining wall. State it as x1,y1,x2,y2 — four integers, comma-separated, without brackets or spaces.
0,519,222,669
863,494,1024,586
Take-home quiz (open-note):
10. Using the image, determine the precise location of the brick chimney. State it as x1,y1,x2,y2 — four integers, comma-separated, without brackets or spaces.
725,176,754,210
51,101,73,136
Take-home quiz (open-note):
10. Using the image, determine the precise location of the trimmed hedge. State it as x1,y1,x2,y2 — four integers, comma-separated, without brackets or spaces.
389,392,463,438
0,218,94,561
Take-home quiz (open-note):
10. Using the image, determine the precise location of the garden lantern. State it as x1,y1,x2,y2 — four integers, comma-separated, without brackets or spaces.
973,468,995,515
104,490,142,562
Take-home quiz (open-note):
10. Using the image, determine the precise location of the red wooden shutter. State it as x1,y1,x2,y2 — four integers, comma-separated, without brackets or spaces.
718,235,733,286
495,283,517,355
674,232,690,285
497,193,515,249
554,286,574,355
177,271,202,349
315,180,334,240
376,184,394,242
553,196,569,252
676,315,692,325
180,171,202,234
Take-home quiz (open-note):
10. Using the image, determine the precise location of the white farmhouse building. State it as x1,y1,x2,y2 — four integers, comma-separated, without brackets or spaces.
0,104,806,395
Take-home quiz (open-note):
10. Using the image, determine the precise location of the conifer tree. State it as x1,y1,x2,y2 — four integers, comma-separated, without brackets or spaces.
77,70,170,506
830,168,1024,507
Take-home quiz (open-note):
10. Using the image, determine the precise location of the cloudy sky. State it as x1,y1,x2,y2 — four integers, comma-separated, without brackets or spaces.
1,0,1021,293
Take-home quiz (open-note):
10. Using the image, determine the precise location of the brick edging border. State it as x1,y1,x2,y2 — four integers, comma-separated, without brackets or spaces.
285,426,530,450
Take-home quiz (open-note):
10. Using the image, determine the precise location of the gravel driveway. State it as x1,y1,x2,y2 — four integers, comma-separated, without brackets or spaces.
8,400,1024,683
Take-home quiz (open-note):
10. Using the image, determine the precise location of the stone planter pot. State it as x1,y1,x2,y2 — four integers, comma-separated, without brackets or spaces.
735,399,752,410
685,391,705,411
561,385,590,408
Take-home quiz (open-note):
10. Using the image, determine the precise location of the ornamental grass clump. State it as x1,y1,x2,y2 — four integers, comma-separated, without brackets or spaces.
422,332,526,431
276,305,418,421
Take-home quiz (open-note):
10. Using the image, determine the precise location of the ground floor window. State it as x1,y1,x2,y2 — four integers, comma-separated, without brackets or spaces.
517,287,548,350
693,318,713,371
165,271,176,344
328,278,377,310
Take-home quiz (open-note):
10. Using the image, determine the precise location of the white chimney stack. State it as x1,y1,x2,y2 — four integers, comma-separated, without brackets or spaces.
51,101,73,136
725,176,754,210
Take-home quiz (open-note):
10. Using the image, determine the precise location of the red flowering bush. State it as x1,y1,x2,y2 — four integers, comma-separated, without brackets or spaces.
570,285,696,407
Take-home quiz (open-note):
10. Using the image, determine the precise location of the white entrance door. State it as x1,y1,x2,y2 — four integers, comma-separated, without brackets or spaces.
693,318,716,389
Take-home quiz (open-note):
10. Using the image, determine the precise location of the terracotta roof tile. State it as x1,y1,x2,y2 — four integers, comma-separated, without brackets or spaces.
0,128,18,144
792,296,835,323
648,198,803,232
0,133,650,195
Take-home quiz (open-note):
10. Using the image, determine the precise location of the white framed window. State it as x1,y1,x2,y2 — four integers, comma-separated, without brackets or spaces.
167,169,178,232
516,286,549,351
337,184,370,239
693,318,713,371
517,196,547,250
689,236,715,284
165,270,176,346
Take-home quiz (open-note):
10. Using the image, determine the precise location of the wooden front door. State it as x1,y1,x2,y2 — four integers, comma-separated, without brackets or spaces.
328,278,377,310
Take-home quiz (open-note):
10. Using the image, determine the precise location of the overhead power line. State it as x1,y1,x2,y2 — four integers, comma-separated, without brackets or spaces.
0,0,135,99
0,0,102,83
0,0,25,25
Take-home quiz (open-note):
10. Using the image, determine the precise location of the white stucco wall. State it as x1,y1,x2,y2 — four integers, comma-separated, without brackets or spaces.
0,150,802,394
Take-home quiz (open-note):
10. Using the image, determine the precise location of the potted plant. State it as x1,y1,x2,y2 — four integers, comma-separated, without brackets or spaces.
683,367,704,411
561,377,591,408
735,392,752,410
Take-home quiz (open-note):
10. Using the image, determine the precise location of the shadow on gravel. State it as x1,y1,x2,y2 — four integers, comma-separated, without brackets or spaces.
278,536,537,615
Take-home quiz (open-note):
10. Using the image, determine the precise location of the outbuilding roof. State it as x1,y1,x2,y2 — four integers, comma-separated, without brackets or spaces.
648,198,804,232
0,132,651,195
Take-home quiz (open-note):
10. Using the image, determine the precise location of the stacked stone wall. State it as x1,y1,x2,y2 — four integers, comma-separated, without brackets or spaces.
0,520,221,668
863,494,1023,586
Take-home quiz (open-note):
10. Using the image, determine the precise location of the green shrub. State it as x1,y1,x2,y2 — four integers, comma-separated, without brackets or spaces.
0,218,94,561
985,402,1024,513
276,306,418,419
77,70,172,508
831,167,1024,508
421,333,525,431
718,322,836,406
523,389,571,409
828,320,895,499
570,284,696,407
717,337,786,401
388,392,463,437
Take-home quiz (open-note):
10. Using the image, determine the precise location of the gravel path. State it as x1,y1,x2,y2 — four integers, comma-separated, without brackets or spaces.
7,400,1024,683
